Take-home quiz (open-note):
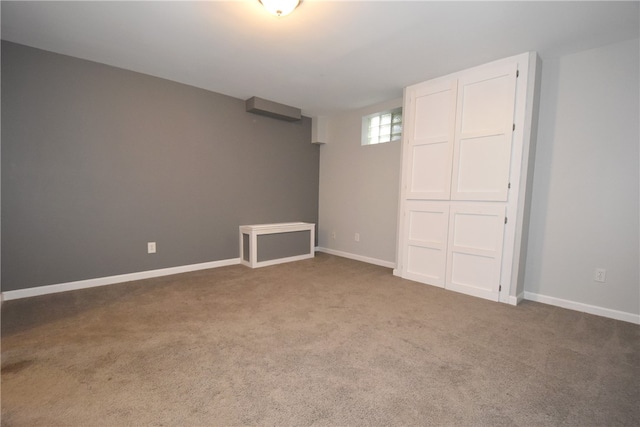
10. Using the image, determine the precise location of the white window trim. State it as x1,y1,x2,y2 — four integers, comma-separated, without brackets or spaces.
361,107,403,146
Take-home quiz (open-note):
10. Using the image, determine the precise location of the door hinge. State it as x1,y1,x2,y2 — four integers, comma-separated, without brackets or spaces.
516,70,519,78
504,217,508,225
508,182,511,189
512,123,516,131
499,285,502,292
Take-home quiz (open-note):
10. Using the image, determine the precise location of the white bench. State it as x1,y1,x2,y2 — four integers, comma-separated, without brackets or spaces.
239,222,315,268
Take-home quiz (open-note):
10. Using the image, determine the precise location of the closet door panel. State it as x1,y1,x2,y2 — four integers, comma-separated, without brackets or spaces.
410,143,450,196
403,202,450,286
451,63,517,201
459,74,512,132
406,80,457,200
445,204,505,301
456,134,512,195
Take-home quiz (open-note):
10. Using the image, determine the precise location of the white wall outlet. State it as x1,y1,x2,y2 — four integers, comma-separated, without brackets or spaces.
594,268,606,283
331,231,336,239
354,233,360,242
147,242,157,254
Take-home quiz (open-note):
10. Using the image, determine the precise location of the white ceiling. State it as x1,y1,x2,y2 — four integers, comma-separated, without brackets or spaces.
2,1,639,116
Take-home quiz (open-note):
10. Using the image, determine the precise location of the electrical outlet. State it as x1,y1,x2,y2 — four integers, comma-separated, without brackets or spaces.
331,231,336,239
147,242,157,254
355,233,360,242
594,268,606,283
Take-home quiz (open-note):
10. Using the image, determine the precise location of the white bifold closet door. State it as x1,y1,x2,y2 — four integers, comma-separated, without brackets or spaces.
451,62,518,201
403,202,506,300
405,80,457,200
403,202,450,287
445,204,506,301
399,58,519,302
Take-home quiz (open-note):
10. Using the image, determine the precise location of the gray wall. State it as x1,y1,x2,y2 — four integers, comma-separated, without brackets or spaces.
257,231,310,262
1,41,319,291
318,98,402,265
524,38,639,315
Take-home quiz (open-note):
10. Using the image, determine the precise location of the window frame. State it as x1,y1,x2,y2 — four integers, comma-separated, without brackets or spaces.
361,107,403,146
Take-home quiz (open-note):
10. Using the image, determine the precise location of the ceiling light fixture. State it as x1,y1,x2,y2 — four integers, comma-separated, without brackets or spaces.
259,0,300,17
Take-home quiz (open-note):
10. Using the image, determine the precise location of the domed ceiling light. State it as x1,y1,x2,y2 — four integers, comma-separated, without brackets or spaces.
259,0,301,17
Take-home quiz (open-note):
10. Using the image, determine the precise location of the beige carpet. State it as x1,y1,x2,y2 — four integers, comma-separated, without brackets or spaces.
2,253,639,426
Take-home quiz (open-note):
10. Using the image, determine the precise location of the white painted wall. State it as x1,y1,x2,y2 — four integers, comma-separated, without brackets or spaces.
524,38,640,319
318,98,402,266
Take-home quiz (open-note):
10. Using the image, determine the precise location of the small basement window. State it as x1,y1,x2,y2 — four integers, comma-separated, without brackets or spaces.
362,107,402,145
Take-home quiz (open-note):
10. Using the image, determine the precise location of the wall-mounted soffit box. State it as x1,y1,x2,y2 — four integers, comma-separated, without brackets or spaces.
311,116,327,145
245,96,301,122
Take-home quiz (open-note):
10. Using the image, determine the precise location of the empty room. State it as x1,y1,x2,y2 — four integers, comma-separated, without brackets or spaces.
1,1,639,425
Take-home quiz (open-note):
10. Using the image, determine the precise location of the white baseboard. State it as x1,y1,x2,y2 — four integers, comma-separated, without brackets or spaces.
316,247,396,269
1,258,241,301
524,291,640,325
506,292,524,306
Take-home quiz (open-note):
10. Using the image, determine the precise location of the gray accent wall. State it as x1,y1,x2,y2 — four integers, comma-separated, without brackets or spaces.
1,41,319,291
257,231,310,262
